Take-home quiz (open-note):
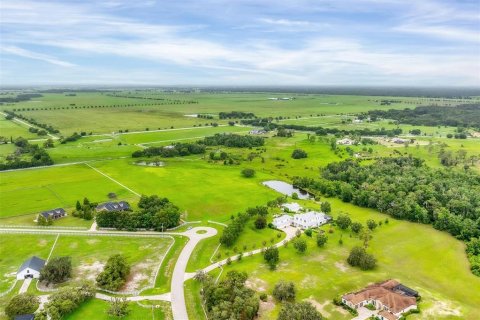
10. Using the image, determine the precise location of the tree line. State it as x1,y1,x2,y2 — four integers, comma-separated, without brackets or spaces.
241,118,403,137
365,104,480,129
4,110,60,134
0,93,42,103
132,142,206,158
219,111,256,119
202,133,264,148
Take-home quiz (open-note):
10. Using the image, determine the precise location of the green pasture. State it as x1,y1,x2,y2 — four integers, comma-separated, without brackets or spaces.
0,117,36,139
213,198,480,320
0,164,137,218
65,298,172,320
89,158,280,221
2,91,471,136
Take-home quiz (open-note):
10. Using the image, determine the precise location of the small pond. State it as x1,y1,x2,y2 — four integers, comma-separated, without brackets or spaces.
262,180,313,199
134,161,165,167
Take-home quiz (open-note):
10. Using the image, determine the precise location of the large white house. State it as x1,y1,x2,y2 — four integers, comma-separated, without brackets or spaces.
281,202,302,213
17,256,46,280
292,211,330,229
272,214,293,229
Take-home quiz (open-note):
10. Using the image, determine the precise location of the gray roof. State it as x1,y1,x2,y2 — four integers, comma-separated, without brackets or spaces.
18,256,46,273
15,315,35,320
96,201,130,212
41,208,66,219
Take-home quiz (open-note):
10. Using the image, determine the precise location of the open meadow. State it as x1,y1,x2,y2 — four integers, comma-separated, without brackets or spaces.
0,90,479,320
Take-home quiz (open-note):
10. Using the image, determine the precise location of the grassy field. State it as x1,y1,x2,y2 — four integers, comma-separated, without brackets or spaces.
3,92,473,135
89,158,280,221
0,163,137,219
48,234,173,291
0,234,173,293
214,198,480,319
0,117,37,139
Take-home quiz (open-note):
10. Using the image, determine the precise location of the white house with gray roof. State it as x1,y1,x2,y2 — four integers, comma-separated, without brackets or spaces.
17,256,46,280
292,211,331,229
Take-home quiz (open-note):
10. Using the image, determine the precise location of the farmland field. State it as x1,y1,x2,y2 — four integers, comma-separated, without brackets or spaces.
0,90,479,320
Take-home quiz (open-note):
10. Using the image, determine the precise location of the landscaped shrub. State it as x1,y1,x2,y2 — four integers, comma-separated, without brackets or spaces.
291,149,307,159
273,281,296,302
241,168,256,178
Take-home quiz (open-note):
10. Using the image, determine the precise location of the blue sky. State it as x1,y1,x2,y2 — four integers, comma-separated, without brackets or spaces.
0,0,479,86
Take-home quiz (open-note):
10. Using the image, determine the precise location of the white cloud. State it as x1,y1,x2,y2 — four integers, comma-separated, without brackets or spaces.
0,0,479,86
1,46,76,67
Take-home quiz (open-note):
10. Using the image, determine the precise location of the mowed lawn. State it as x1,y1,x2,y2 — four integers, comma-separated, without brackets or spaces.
49,235,174,291
65,298,172,320
0,164,137,218
0,234,57,292
90,158,280,222
215,199,480,320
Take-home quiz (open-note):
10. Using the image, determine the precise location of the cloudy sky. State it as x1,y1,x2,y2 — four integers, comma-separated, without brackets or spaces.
0,0,479,86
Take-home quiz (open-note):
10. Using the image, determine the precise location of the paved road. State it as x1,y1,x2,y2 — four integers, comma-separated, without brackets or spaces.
171,227,217,320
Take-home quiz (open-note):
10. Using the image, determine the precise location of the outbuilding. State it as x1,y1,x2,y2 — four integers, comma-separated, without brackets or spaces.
292,211,330,229
272,214,293,229
17,256,45,280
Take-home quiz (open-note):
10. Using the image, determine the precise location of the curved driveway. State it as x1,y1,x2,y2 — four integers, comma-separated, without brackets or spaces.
170,227,217,320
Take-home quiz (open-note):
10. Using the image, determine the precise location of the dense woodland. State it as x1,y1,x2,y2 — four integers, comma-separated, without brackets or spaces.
202,133,265,148
293,157,480,275
366,104,480,129
0,93,43,103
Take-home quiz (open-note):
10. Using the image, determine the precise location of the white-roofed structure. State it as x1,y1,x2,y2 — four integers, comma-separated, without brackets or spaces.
293,211,331,229
272,214,293,229
281,202,302,213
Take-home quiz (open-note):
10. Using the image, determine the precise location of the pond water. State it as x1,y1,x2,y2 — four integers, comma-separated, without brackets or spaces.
134,161,165,167
262,180,312,199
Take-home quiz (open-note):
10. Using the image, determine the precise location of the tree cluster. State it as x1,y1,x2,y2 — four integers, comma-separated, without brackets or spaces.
200,271,259,320
96,195,180,231
36,282,95,320
40,256,72,285
96,254,130,291
72,197,96,220
5,293,39,319
291,149,308,159
0,138,54,171
272,281,323,320
219,111,256,119
202,133,264,148
132,143,205,158
347,246,377,270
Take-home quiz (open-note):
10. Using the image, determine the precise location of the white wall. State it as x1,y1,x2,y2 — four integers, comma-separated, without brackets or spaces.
17,268,40,280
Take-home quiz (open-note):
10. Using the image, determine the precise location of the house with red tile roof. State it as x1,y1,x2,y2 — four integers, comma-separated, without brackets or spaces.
341,280,419,320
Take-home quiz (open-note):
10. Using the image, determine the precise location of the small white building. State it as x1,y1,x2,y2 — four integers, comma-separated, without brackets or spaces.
17,256,46,280
281,202,302,213
353,119,363,124
272,214,293,229
337,138,354,145
391,138,408,144
292,211,330,229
